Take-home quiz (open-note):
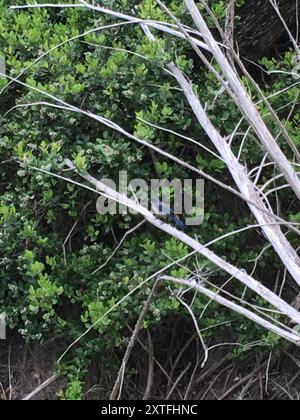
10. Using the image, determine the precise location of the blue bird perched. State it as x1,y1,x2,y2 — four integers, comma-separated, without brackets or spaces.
151,196,186,230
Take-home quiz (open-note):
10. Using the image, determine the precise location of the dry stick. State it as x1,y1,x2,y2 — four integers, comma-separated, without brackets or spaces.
166,334,196,394
92,220,146,275
142,331,154,400
196,353,232,385
223,365,236,393
184,343,201,400
157,4,300,283
239,68,300,167
85,0,300,164
271,352,300,400
237,377,259,400
161,277,300,346
110,280,159,400
284,351,300,370
0,381,6,401
151,3,300,285
49,0,300,165
200,363,233,400
22,374,60,401
224,0,235,66
27,165,297,363
2,98,262,215
184,0,300,198
8,346,12,401
4,88,300,238
270,379,294,400
197,0,300,156
167,63,300,286
4,32,298,338
5,23,300,284
34,156,300,364
166,362,192,400
77,0,211,49
10,2,210,52
126,323,179,395
5,5,298,235
198,0,300,162
156,0,240,114
225,0,235,47
240,367,264,397
27,161,300,339
219,364,264,400
158,0,300,174
197,270,296,340
13,1,300,203
271,370,300,400
265,351,273,395
137,116,225,162
62,200,91,265
175,295,209,368
269,0,300,57
63,159,300,329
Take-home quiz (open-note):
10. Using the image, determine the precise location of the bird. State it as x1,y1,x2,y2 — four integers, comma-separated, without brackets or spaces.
151,196,186,230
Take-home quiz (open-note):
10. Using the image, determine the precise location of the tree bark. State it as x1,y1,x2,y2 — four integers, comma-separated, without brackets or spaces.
236,0,298,60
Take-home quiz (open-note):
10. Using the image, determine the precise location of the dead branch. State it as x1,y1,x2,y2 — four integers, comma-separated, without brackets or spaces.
110,280,159,400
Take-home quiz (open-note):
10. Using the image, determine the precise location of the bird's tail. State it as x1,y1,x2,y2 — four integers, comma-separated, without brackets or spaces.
171,215,186,230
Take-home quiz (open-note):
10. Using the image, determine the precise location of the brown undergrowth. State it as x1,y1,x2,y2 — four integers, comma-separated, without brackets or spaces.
1,317,300,400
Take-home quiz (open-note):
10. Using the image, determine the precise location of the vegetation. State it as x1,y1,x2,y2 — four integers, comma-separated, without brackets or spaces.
0,0,299,400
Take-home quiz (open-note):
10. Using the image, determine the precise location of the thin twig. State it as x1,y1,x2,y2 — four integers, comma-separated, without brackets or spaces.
110,280,159,400
92,220,145,275
175,294,208,368
143,331,154,400
165,362,192,400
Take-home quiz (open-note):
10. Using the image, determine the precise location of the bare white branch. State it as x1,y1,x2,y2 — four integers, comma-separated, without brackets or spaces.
161,276,300,346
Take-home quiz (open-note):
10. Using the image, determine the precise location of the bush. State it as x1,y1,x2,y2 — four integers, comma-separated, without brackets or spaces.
1,0,299,398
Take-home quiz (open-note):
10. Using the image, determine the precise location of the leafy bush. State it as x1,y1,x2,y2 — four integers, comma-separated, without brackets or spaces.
1,0,299,398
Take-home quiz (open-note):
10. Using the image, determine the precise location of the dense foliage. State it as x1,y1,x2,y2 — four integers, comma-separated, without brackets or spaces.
0,0,299,398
